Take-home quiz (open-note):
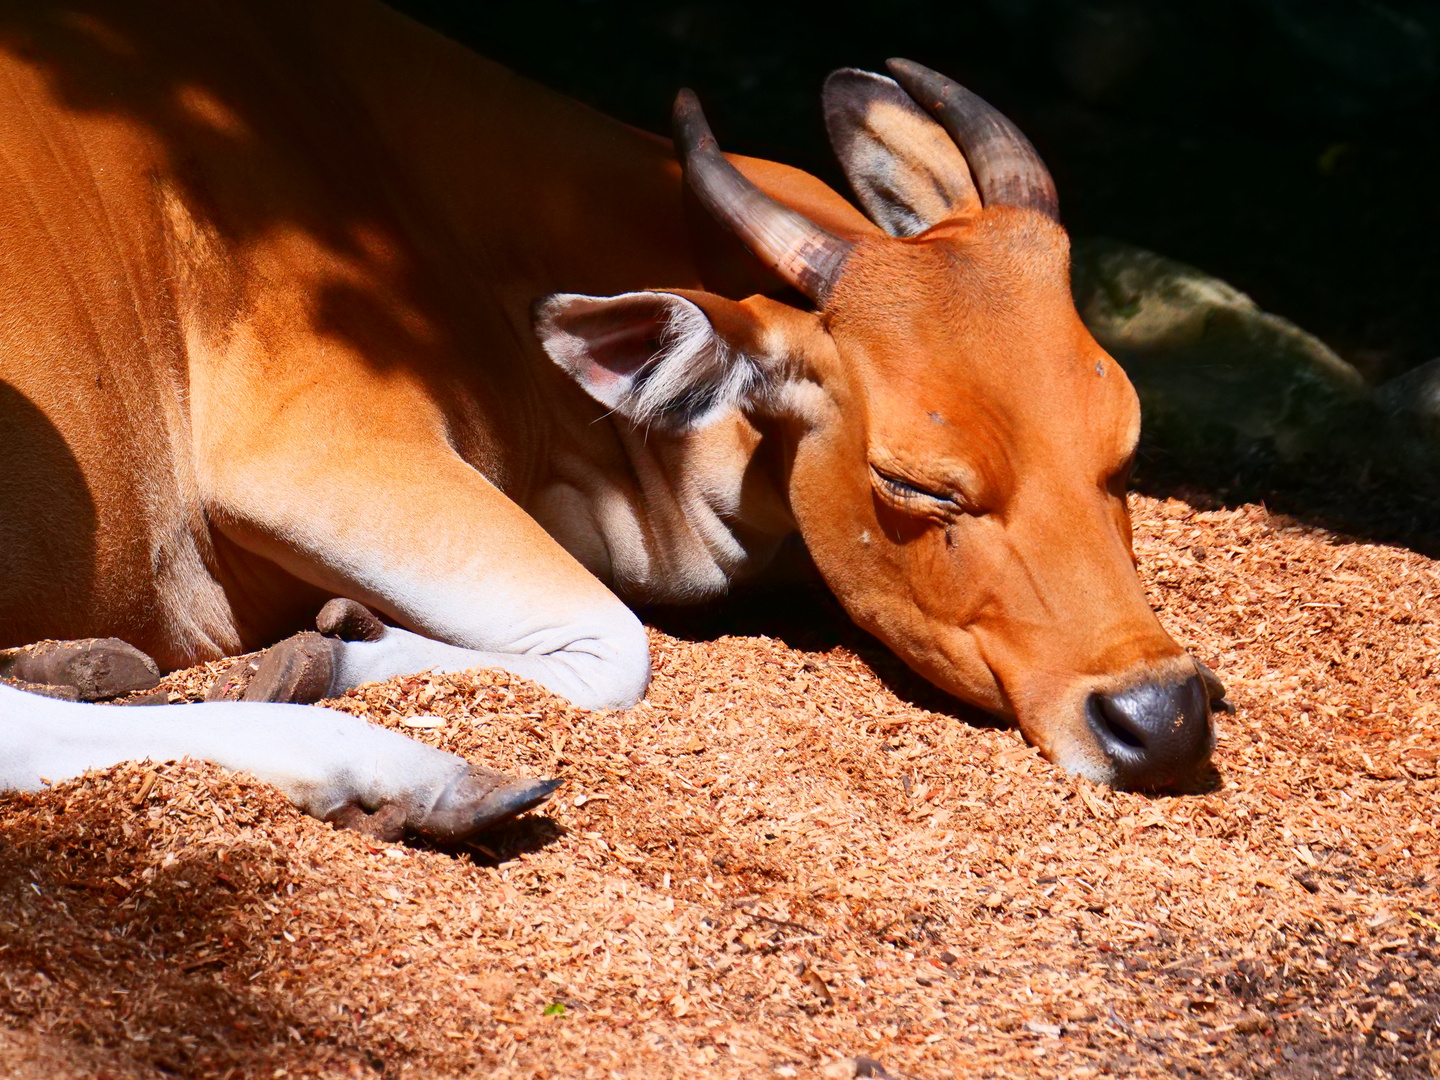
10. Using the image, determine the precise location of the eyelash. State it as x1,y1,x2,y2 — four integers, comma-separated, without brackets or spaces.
872,467,956,507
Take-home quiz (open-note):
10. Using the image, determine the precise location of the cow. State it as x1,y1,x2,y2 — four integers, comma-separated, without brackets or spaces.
0,0,1222,841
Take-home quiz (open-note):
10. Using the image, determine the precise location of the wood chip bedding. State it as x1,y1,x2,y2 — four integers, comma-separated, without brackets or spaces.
2,493,1437,1079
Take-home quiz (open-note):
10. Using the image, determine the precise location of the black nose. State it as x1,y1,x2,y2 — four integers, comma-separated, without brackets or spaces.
1086,674,1213,789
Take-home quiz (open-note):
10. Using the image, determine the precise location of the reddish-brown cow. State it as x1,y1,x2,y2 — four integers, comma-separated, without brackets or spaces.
0,1,1217,839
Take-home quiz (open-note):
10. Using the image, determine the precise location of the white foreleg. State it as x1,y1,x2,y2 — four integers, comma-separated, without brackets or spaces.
328,601,649,711
203,431,652,712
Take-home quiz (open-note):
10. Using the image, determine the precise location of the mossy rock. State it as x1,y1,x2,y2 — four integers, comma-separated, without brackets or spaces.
1375,357,1440,478
1071,238,1372,465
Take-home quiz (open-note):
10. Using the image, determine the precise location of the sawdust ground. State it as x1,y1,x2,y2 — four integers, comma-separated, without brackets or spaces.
3,493,1439,1079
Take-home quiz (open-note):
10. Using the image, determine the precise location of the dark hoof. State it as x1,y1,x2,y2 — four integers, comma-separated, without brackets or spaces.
326,803,407,843
0,675,82,702
416,768,562,842
241,632,338,705
0,638,159,701
316,598,386,642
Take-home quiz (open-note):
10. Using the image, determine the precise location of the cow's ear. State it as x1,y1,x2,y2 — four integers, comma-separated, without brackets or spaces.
535,290,778,432
823,68,982,237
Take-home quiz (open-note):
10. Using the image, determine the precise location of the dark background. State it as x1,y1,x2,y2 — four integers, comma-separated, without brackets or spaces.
391,0,1438,388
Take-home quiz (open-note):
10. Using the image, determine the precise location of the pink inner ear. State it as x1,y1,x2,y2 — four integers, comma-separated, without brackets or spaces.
558,296,671,377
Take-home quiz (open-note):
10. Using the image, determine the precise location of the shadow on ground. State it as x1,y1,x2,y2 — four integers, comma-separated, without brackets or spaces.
1131,440,1440,559
641,565,1008,734
0,792,376,1077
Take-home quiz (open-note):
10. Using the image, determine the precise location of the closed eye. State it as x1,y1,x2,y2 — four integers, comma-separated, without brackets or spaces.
875,469,944,500
870,466,964,517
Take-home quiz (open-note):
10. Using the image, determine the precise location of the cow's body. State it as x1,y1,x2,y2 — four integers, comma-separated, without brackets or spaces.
1,0,817,677
1,1,1219,828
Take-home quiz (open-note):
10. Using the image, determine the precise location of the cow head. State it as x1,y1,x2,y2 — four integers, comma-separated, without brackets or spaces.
536,60,1216,790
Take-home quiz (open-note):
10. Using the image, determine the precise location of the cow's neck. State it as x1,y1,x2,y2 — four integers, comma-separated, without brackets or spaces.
312,0,826,602
529,408,798,605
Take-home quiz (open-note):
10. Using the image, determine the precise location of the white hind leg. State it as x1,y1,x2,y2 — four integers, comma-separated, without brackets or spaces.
0,684,557,841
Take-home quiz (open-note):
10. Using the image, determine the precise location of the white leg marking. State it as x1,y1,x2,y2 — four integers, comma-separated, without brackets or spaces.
331,609,651,711
0,684,471,821
204,439,652,711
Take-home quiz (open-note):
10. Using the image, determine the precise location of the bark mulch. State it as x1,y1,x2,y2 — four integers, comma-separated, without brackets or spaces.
2,493,1439,1079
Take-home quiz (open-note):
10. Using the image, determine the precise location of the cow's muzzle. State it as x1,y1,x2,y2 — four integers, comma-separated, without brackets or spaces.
1085,673,1213,790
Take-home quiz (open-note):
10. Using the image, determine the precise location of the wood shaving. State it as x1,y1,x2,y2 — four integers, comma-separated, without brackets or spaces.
3,493,1438,1078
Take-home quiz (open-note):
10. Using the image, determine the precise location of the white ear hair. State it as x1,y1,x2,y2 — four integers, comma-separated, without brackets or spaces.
535,291,761,431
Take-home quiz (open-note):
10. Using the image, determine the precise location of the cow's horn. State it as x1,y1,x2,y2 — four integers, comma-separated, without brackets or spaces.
673,89,852,304
886,58,1059,222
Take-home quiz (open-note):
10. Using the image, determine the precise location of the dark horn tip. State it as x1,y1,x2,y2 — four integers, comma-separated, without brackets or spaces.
671,81,851,305
884,58,953,109
671,88,717,156
883,57,1060,223
884,58,927,85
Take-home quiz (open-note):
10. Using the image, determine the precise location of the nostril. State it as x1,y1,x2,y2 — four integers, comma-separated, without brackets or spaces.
1091,692,1146,750
1085,674,1213,789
